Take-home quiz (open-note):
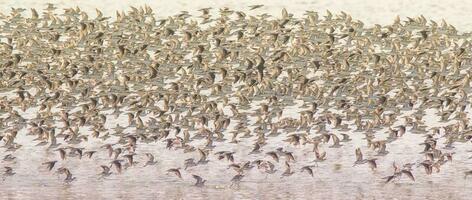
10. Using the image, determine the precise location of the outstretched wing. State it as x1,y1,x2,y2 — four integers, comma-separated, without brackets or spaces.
355,148,363,161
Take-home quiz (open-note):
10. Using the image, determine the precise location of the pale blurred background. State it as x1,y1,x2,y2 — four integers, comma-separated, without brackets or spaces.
1,0,471,31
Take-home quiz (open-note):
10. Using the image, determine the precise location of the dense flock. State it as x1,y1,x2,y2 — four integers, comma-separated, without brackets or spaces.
1,4,472,190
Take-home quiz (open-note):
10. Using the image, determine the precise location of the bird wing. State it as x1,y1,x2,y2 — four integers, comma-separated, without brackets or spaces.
252,143,260,152
113,161,122,173
168,169,182,178
401,170,415,181
146,153,154,161
65,170,73,180
198,148,207,161
59,149,66,159
302,166,313,176
384,175,395,183
379,143,387,152
318,151,326,159
331,134,340,145
192,174,202,182
100,165,110,173
286,152,295,162
125,155,133,164
268,161,275,170
367,159,377,169
355,148,363,161
322,133,331,143
341,133,349,140
249,5,263,10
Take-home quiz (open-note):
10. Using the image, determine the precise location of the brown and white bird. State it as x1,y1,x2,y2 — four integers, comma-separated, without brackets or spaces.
167,168,182,179
192,174,206,187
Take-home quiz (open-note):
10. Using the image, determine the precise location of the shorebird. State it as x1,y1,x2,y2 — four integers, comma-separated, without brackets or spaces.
266,151,279,162
3,167,15,179
230,174,244,188
329,134,342,148
110,160,123,174
248,5,264,10
167,168,182,179
197,148,209,164
84,151,97,159
99,165,112,178
43,161,58,171
314,150,327,162
215,151,235,162
57,167,76,183
56,148,67,160
367,159,378,171
184,158,198,170
353,148,377,171
281,161,295,177
383,162,415,183
123,154,138,167
464,170,472,179
144,153,157,167
192,174,206,187
301,166,314,177
3,154,16,161
354,148,366,165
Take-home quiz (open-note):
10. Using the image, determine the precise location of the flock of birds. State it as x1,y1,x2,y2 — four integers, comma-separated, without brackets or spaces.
1,4,472,189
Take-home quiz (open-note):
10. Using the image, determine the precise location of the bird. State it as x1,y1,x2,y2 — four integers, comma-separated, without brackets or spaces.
248,5,264,10
123,154,137,167
353,148,365,165
84,151,96,159
281,161,295,177
57,167,76,183
197,148,209,164
56,148,67,160
110,160,123,174
192,174,206,187
301,166,314,177
3,167,15,177
42,161,58,171
314,150,327,162
144,153,157,166
99,165,112,177
266,151,279,162
383,175,397,183
464,170,472,179
3,154,16,161
250,143,262,154
367,159,378,171
329,134,342,148
419,162,433,175
230,174,244,188
401,169,415,181
340,133,352,142
184,158,197,170
167,168,182,179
